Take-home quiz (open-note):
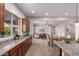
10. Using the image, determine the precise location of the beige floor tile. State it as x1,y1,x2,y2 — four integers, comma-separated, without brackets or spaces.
25,39,60,56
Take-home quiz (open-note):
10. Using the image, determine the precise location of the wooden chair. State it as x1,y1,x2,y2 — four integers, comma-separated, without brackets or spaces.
47,34,54,47
58,36,65,41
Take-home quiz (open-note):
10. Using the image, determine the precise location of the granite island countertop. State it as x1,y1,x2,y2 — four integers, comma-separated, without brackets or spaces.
54,41,79,56
0,35,32,56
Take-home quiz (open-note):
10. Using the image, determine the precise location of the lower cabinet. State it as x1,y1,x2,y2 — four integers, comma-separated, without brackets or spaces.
25,37,32,53
10,51,18,56
8,37,32,56
18,43,23,56
23,41,26,55
9,46,18,56
27,37,32,48
9,42,23,56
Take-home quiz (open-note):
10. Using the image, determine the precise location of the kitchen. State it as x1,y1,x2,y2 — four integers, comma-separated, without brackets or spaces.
0,3,79,56
0,3,32,56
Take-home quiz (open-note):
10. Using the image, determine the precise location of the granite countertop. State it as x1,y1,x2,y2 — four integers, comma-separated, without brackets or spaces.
54,41,79,56
0,35,31,56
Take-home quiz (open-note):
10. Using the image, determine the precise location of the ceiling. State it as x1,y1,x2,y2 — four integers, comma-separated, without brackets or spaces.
16,3,78,18
15,3,79,25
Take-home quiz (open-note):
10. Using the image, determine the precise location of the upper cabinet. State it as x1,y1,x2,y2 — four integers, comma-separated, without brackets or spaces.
26,18,30,32
22,18,30,32
0,3,4,32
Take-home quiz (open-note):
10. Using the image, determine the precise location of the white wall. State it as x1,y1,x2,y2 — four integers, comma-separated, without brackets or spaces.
55,23,65,37
29,17,77,39
29,20,34,35
5,3,25,18
35,25,51,36
55,18,76,37
29,18,56,37
75,23,79,41
35,25,46,34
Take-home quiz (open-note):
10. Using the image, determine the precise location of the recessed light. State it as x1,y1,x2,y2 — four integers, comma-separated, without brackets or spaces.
46,12,48,15
65,12,68,16
32,10,35,14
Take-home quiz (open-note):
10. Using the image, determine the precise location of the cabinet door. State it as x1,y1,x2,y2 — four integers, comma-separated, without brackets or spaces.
10,51,18,56
18,47,23,56
26,39,28,52
29,37,32,45
0,3,4,32
26,19,29,32
9,47,18,56
27,37,32,49
9,43,23,56
28,37,32,47
18,43,23,56
22,18,30,32
23,41,26,55
22,19,27,32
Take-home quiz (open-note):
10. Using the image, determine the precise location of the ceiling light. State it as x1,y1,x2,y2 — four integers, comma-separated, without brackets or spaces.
46,12,48,15
32,10,35,14
65,12,68,16
55,18,68,21
41,18,51,20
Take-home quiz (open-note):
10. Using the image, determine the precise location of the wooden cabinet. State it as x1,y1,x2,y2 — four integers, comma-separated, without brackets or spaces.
23,41,26,55
27,37,32,49
22,19,26,32
26,19,30,32
29,37,32,47
18,43,23,56
22,18,30,32
9,46,18,56
8,36,32,56
10,51,17,56
26,39,29,52
9,43,23,56
0,3,4,32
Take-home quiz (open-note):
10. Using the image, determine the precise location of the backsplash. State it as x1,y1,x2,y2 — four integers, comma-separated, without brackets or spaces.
22,32,30,37
0,32,4,38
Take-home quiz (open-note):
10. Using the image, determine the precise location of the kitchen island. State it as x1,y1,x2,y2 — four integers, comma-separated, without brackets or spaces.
0,35,32,56
54,41,79,56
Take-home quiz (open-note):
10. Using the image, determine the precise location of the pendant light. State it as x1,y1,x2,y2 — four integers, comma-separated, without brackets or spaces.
75,3,78,23
46,22,49,27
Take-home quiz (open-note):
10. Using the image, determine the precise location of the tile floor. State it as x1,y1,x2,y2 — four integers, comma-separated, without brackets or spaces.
25,39,60,56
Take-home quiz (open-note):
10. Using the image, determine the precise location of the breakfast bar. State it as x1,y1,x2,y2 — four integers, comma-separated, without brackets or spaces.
54,41,79,56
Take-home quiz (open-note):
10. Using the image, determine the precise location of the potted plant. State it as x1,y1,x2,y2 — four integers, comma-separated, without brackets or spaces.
14,33,20,40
